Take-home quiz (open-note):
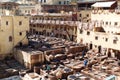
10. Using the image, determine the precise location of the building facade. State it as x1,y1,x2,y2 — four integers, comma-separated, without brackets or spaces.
76,0,113,22
91,1,119,33
77,1,95,22
77,10,91,22
30,13,73,21
17,4,41,15
0,2,19,15
77,1,120,59
39,0,71,5
20,0,38,5
39,0,76,13
0,16,29,59
41,4,76,13
0,1,41,16
30,14,77,41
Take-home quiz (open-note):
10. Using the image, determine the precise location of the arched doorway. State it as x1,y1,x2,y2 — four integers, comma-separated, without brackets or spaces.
89,42,93,50
98,45,101,53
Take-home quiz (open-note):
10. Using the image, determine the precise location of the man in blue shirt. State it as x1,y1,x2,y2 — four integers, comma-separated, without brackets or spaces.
84,59,88,67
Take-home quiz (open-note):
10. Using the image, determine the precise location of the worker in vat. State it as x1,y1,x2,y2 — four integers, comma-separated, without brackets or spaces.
46,64,51,74
84,59,88,67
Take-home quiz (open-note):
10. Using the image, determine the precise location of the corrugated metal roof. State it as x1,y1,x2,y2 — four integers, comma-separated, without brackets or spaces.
91,1,116,7
77,0,107,3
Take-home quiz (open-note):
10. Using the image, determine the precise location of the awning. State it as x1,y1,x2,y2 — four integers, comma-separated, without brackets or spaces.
91,1,116,8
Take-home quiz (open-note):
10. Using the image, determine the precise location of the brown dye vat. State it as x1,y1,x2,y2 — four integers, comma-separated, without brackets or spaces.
48,74,57,80
73,66,84,72
34,66,40,74
24,62,34,70
24,53,44,69
67,54,74,59
45,48,63,55
68,46,85,53
62,68,73,79
31,53,44,64
62,71,73,79
92,64,100,70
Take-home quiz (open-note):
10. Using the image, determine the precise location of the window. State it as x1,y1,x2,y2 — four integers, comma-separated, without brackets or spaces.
59,1,61,4
113,40,117,44
28,10,30,13
95,36,98,40
105,38,108,42
44,0,46,3
19,21,22,25
87,31,90,35
79,14,82,17
109,22,111,25
94,45,97,48
86,14,89,17
114,22,118,26
41,0,42,3
19,32,22,36
25,10,27,13
33,25,35,27
64,1,66,4
113,37,118,44
67,1,69,4
106,22,108,25
9,36,12,42
80,29,83,34
6,21,8,25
